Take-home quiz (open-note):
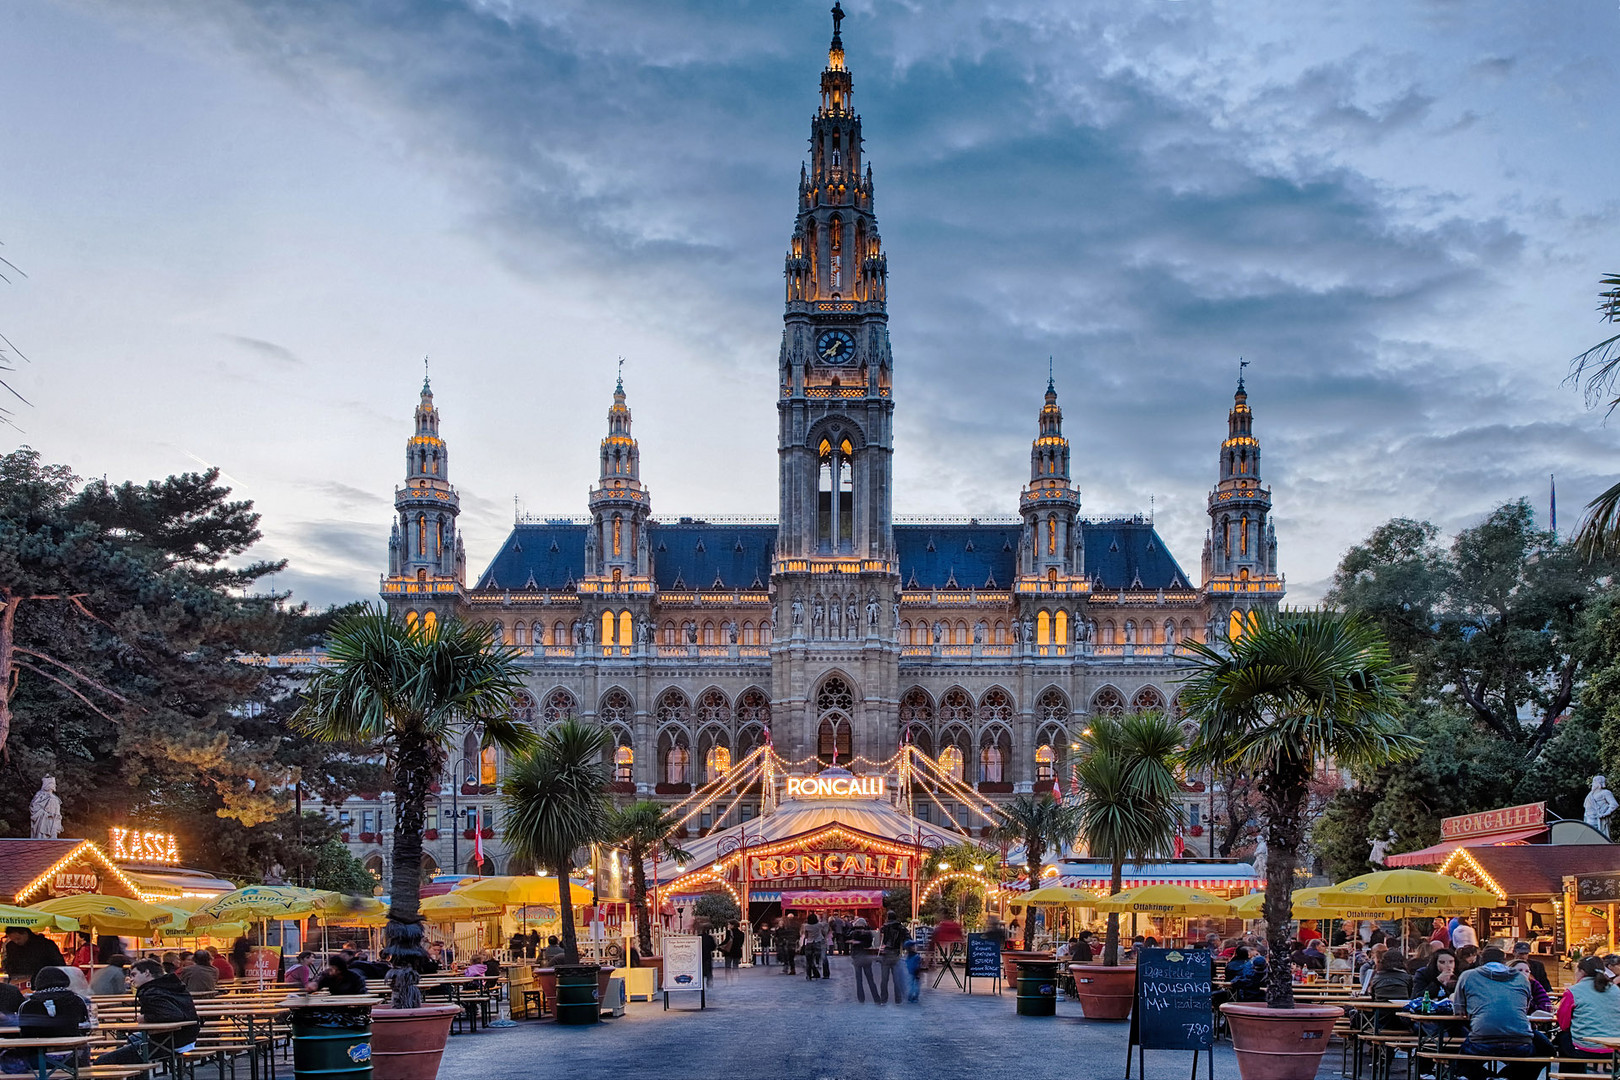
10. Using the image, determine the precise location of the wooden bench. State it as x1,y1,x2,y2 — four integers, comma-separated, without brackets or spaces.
1417,1051,1559,1080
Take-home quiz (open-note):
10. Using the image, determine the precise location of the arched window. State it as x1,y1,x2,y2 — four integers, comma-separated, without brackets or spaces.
1102,620,1116,645
662,620,678,645
980,743,1004,783
1180,618,1195,644
514,622,528,646
601,610,616,645
421,610,437,633
614,743,634,785
658,731,690,786
1037,610,1051,645
737,688,771,731
1035,743,1055,781
1228,609,1246,640
618,610,633,646
954,620,968,645
1091,687,1126,715
705,745,732,782
979,727,1012,783
1054,610,1068,644
741,621,755,645
899,688,934,754
405,610,419,630
1039,688,1070,726
698,689,731,728
551,621,565,646
479,745,498,787
994,620,1008,644
600,689,632,726
939,688,973,725
979,688,1014,726
816,676,854,714
1132,686,1166,712
760,621,772,644
656,688,690,727
702,620,716,646
817,716,851,766
510,691,537,725
938,745,965,782
543,689,576,726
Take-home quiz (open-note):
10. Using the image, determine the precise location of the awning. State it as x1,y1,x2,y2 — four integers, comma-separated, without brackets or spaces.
122,869,237,900
1385,828,1546,867
1006,861,1259,893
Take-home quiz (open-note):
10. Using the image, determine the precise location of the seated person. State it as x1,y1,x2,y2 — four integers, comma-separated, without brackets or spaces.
178,951,218,994
1511,942,1550,992
284,951,317,992
1414,949,1458,1000
1367,950,1413,1031
12,968,90,1035
541,937,565,966
94,959,200,1066
1509,959,1552,1013
1291,939,1327,971
208,948,235,984
1557,956,1620,1064
90,954,130,996
314,955,366,997
1453,947,1541,1080
0,984,21,1026
1073,932,1095,962
1231,954,1268,1002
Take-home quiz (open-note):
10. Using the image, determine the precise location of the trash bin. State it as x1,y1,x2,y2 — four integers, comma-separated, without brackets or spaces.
283,995,377,1080
554,964,602,1026
1015,960,1060,1017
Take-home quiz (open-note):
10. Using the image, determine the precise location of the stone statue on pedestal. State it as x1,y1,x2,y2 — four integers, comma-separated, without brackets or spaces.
1586,775,1618,839
30,776,62,839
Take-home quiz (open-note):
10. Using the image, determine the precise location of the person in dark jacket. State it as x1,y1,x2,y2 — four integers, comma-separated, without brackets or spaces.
1511,942,1551,993
12,967,90,1036
878,911,908,1004
1454,947,1540,1080
847,918,882,1004
1231,954,1268,1002
96,959,201,1065
2,927,67,984
1414,949,1459,1000
314,955,366,996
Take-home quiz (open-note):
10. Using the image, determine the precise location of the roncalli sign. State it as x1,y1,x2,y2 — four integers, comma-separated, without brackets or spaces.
1441,802,1545,841
784,776,886,799
748,851,911,883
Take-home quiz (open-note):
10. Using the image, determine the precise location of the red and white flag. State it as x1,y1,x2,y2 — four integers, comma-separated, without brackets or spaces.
473,821,486,873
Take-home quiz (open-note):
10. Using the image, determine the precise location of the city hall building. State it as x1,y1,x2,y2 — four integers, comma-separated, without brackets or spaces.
329,11,1286,883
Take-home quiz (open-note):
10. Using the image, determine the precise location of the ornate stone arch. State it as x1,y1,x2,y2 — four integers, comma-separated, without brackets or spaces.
937,723,972,782
736,688,770,761
899,686,935,756
1090,685,1127,715
814,673,857,765
1035,686,1070,782
978,725,1013,785
697,724,733,783
977,686,1015,730
542,687,577,726
1131,685,1166,712
939,686,975,726
509,690,537,726
696,687,732,729
804,414,868,453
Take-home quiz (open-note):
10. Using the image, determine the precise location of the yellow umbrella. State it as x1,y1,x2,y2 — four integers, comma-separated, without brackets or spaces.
1023,885,1098,905
452,876,593,908
190,885,328,927
1091,883,1234,917
1318,869,1501,917
419,893,501,921
319,894,388,921
31,894,170,934
151,905,247,940
0,902,79,933
1229,887,1397,921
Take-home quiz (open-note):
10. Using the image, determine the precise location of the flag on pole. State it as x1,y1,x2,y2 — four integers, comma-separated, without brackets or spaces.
473,818,485,873
1052,772,1064,801
1550,473,1558,535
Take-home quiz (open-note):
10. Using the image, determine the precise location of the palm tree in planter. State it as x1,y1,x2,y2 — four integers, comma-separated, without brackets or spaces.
296,607,534,1009
604,801,691,958
991,794,1082,951
1072,711,1183,970
1181,608,1414,1079
502,720,613,965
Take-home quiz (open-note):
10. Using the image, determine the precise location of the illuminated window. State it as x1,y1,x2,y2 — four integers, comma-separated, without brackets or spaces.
664,744,689,785
938,745,965,782
702,620,716,646
612,515,622,556
618,610,633,645
614,743,634,784
706,745,732,782
421,610,437,634
552,620,565,646
817,716,851,765
1037,610,1051,645
1035,743,1056,781
1228,609,1246,640
980,743,1004,783
601,610,616,645
1047,567,1058,587
418,515,427,557
479,745,498,787
1240,515,1250,556
405,610,419,629
1054,610,1068,644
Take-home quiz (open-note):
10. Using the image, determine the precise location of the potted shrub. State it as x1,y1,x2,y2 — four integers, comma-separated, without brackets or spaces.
297,607,535,1078
1181,609,1415,1080
1070,710,1182,1020
991,792,1081,970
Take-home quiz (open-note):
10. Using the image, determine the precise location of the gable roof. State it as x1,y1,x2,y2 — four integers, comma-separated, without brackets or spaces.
0,838,145,904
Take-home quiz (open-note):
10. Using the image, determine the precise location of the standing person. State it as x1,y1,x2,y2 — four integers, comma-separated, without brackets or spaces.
721,921,744,976
1453,947,1539,1080
1429,917,1451,948
1557,956,1620,1065
847,917,881,1003
1450,917,1478,951
1297,919,1323,946
779,914,799,975
878,911,907,1005
209,948,235,984
903,941,922,1003
800,914,827,982
67,932,96,967
3,926,67,985
828,914,846,957
697,920,716,989
229,936,251,979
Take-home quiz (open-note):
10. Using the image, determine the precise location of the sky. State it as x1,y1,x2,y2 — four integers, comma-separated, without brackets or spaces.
2,0,1617,607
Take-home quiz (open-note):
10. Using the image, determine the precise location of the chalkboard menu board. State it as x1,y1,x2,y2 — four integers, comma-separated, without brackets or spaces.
1576,872,1620,903
966,933,1001,980
1134,948,1215,1052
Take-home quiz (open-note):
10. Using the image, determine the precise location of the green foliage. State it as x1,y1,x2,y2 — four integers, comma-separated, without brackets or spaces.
604,800,691,954
692,893,740,925
502,720,612,963
1182,608,1416,1007
1567,272,1620,559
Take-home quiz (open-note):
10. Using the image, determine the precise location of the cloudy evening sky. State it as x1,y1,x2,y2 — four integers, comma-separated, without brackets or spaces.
3,0,1618,606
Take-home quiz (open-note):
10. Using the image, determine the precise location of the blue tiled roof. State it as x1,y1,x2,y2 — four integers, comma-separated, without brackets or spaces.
473,519,1191,594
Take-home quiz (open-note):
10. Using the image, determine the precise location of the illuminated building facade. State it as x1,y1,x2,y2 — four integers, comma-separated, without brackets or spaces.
349,9,1286,880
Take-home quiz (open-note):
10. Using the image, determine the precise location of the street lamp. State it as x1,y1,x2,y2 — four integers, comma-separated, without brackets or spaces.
449,765,479,875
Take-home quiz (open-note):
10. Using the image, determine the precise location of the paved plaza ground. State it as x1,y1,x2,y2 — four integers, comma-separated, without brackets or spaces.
437,962,1316,1080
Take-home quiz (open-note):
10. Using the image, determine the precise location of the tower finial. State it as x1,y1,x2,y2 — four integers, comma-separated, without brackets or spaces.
831,2,844,37
1047,355,1055,394
616,355,625,394
422,354,431,396
1237,356,1249,392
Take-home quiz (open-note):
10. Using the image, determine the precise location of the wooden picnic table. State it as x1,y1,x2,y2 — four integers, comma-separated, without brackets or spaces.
0,1035,93,1080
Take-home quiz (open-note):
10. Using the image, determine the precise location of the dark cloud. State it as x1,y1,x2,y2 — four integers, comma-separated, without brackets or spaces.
63,0,1620,603
222,333,302,365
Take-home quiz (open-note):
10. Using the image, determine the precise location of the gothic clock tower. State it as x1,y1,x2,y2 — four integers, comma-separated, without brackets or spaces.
773,4,900,763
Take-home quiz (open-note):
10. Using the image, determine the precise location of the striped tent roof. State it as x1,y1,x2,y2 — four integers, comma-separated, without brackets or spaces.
1006,861,1259,893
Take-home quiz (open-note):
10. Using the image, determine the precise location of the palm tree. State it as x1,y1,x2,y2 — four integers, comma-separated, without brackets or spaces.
502,720,612,965
604,801,690,957
990,794,1082,950
1180,608,1416,1009
296,607,534,1008
1567,273,1620,558
1072,710,1183,965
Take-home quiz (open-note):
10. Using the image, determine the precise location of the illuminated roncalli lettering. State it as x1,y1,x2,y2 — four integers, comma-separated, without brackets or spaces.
784,776,887,799
749,851,911,880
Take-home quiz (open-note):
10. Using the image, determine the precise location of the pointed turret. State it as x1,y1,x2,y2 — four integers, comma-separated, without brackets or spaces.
1203,376,1283,636
384,374,463,616
1018,375,1084,589
588,375,652,587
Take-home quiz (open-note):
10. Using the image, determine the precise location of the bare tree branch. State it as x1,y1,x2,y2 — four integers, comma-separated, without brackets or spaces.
14,661,123,724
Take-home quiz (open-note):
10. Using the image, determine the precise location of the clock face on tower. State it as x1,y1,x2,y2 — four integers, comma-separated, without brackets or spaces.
816,329,857,365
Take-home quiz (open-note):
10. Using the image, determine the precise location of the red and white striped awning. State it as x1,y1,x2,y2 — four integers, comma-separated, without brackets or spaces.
1004,861,1259,894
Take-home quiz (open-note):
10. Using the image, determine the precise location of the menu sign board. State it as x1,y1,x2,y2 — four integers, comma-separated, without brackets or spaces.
661,934,706,1008
1575,872,1620,903
1134,948,1215,1052
965,933,1001,980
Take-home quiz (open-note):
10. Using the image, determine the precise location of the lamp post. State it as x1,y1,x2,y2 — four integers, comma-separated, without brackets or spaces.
449,765,477,875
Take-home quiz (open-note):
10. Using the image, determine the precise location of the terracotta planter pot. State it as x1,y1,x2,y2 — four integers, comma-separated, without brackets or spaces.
642,955,663,991
1220,1002,1342,1080
595,965,613,1003
371,1003,461,1080
536,968,558,1014
1070,964,1135,1020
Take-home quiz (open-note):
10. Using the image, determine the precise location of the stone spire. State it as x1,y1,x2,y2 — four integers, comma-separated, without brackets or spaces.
389,373,463,589
588,373,652,585
1202,376,1283,634
1019,374,1083,586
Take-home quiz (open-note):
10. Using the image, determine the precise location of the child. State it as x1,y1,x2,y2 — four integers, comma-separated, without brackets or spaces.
903,941,922,1003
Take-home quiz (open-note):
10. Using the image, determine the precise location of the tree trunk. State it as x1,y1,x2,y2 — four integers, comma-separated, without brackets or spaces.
1103,853,1124,966
384,732,437,1009
555,855,581,964
1023,836,1043,950
630,845,653,956
0,592,16,755
1261,766,1309,1009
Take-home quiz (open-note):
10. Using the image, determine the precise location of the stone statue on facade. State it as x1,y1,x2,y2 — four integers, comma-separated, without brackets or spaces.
932,621,943,644
1011,620,1022,644
973,622,985,645
791,596,804,626
685,621,698,644
1586,775,1619,839
1021,616,1034,645
829,599,841,633
1075,617,1091,644
867,595,879,626
1249,834,1267,875
845,598,857,635
30,776,62,839
581,618,595,645
812,597,825,632
641,620,656,644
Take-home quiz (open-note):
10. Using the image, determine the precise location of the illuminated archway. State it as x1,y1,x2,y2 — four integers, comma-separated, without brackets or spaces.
664,871,742,907
920,870,999,904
